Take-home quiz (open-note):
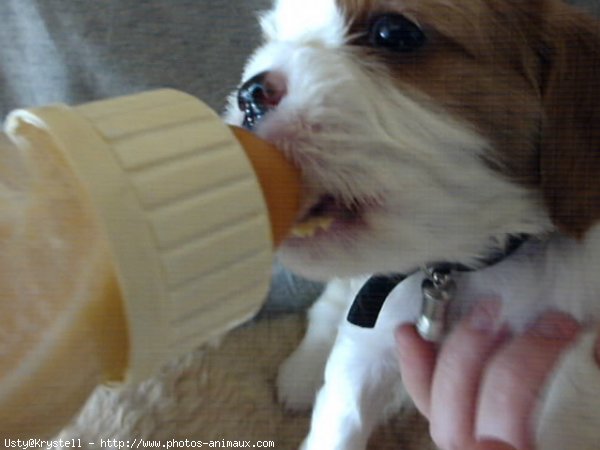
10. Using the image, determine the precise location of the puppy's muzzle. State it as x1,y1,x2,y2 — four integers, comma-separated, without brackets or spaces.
237,71,286,130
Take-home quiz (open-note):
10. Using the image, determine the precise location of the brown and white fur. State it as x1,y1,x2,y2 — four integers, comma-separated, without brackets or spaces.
225,1,600,448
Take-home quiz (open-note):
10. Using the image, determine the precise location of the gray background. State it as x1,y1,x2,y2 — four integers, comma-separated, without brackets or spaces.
0,0,270,116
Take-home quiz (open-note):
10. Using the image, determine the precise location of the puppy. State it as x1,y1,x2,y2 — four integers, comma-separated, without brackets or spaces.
225,0,600,448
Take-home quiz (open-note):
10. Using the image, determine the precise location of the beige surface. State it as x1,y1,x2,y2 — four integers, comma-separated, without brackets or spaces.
56,313,435,450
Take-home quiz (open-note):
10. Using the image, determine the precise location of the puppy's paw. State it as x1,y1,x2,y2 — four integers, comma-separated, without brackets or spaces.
277,344,328,411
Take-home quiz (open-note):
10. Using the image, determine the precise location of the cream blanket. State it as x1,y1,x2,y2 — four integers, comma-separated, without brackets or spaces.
56,314,434,449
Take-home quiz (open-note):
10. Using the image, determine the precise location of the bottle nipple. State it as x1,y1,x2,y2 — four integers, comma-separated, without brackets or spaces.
228,126,301,247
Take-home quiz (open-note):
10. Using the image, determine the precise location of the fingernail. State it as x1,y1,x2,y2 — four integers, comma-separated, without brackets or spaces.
475,437,518,450
468,300,502,333
527,311,580,340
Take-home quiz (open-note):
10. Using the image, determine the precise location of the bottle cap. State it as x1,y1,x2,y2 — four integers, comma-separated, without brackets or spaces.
5,89,300,383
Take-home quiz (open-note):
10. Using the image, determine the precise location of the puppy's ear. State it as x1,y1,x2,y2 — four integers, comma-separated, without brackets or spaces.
540,3,600,238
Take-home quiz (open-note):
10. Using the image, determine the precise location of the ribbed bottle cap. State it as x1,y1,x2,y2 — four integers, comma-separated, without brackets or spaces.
5,90,273,383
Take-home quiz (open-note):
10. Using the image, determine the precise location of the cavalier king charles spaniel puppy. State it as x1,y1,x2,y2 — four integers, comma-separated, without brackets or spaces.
225,0,600,448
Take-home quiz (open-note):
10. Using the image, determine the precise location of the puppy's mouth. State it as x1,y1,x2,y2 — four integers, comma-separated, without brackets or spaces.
290,194,369,239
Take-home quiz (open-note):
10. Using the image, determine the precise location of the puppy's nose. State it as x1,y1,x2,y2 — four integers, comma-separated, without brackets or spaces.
237,71,286,130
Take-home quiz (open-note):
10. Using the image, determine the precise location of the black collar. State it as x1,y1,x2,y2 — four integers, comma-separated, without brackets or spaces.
346,234,529,328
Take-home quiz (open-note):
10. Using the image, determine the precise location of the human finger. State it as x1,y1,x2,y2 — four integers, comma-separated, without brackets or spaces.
476,311,581,449
428,300,508,449
395,323,437,418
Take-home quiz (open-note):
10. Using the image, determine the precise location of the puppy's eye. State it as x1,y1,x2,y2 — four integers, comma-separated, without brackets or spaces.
368,14,426,52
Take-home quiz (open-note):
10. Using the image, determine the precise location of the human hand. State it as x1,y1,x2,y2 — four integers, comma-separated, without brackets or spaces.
395,301,592,450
